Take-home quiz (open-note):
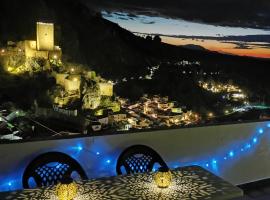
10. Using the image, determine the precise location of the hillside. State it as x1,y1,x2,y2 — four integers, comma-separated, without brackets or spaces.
1,0,270,106
0,0,168,78
0,0,269,77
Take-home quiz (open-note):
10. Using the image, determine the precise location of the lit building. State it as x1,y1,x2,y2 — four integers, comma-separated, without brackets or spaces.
171,107,182,114
231,93,246,99
85,71,96,80
109,113,127,123
55,73,81,93
82,94,101,110
90,122,102,132
64,75,81,92
97,116,109,126
24,22,62,60
55,73,69,86
99,83,113,96
36,22,54,51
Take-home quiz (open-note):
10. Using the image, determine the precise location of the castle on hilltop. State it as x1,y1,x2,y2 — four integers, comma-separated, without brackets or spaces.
24,22,62,60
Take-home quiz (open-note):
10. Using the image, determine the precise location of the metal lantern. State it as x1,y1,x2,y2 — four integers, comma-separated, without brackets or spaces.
56,178,78,200
154,167,172,188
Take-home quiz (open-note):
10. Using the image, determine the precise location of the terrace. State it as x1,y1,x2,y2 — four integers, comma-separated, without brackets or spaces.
0,166,244,200
1,164,270,200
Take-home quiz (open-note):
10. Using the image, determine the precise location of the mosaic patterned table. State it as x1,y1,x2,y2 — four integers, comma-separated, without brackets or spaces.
0,166,243,200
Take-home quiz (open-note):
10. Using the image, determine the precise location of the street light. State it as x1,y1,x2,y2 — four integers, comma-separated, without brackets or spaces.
208,112,214,118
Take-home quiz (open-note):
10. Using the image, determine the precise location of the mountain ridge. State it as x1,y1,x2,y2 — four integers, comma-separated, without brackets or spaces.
0,0,269,81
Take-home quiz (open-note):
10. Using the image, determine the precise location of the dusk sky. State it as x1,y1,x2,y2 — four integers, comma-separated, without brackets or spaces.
102,11,270,37
102,11,270,59
83,0,270,58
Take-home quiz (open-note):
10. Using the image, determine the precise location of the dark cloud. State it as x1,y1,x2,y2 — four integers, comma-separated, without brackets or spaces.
248,43,270,49
139,32,270,50
222,42,253,49
127,13,137,18
221,41,270,50
114,12,126,17
102,13,113,18
153,34,270,44
141,20,155,24
82,0,270,29
102,11,135,21
118,17,129,21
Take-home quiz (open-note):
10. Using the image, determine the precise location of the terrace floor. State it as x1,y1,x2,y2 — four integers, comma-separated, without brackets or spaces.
233,179,270,200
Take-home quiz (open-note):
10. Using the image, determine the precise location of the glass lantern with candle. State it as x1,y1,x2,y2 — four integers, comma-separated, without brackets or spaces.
56,177,78,200
154,166,172,188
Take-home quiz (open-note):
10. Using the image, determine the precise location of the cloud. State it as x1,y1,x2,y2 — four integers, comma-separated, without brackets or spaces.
114,12,126,17
141,20,155,24
83,0,270,29
233,43,252,49
155,34,270,44
152,33,270,50
249,43,270,49
118,17,129,21
127,13,137,18
222,41,270,50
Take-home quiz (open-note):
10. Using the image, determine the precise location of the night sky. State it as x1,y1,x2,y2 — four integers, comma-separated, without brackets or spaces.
85,0,270,58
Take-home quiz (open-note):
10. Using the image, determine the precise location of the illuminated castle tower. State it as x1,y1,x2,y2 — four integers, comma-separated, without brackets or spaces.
36,22,54,51
24,22,61,60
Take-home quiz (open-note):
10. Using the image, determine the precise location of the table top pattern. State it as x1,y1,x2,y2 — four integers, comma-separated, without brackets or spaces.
0,166,243,200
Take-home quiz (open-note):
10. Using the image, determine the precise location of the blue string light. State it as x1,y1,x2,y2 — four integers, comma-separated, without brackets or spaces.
72,146,83,151
200,124,269,172
73,124,269,181
1,124,270,193
253,137,257,143
246,143,251,149
77,146,83,151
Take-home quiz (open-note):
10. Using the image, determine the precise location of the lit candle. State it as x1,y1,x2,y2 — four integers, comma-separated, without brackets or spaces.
154,167,172,188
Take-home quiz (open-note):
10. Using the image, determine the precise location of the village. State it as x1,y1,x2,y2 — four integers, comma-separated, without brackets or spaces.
1,21,268,141
0,22,204,140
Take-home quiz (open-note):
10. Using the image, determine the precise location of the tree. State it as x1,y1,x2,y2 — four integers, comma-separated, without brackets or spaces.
153,35,161,43
145,35,152,41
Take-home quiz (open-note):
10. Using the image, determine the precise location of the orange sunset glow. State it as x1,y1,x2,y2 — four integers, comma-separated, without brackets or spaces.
161,36,270,59
103,11,270,59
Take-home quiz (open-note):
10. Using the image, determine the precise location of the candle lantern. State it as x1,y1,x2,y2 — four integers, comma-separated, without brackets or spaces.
56,178,78,200
154,166,172,188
